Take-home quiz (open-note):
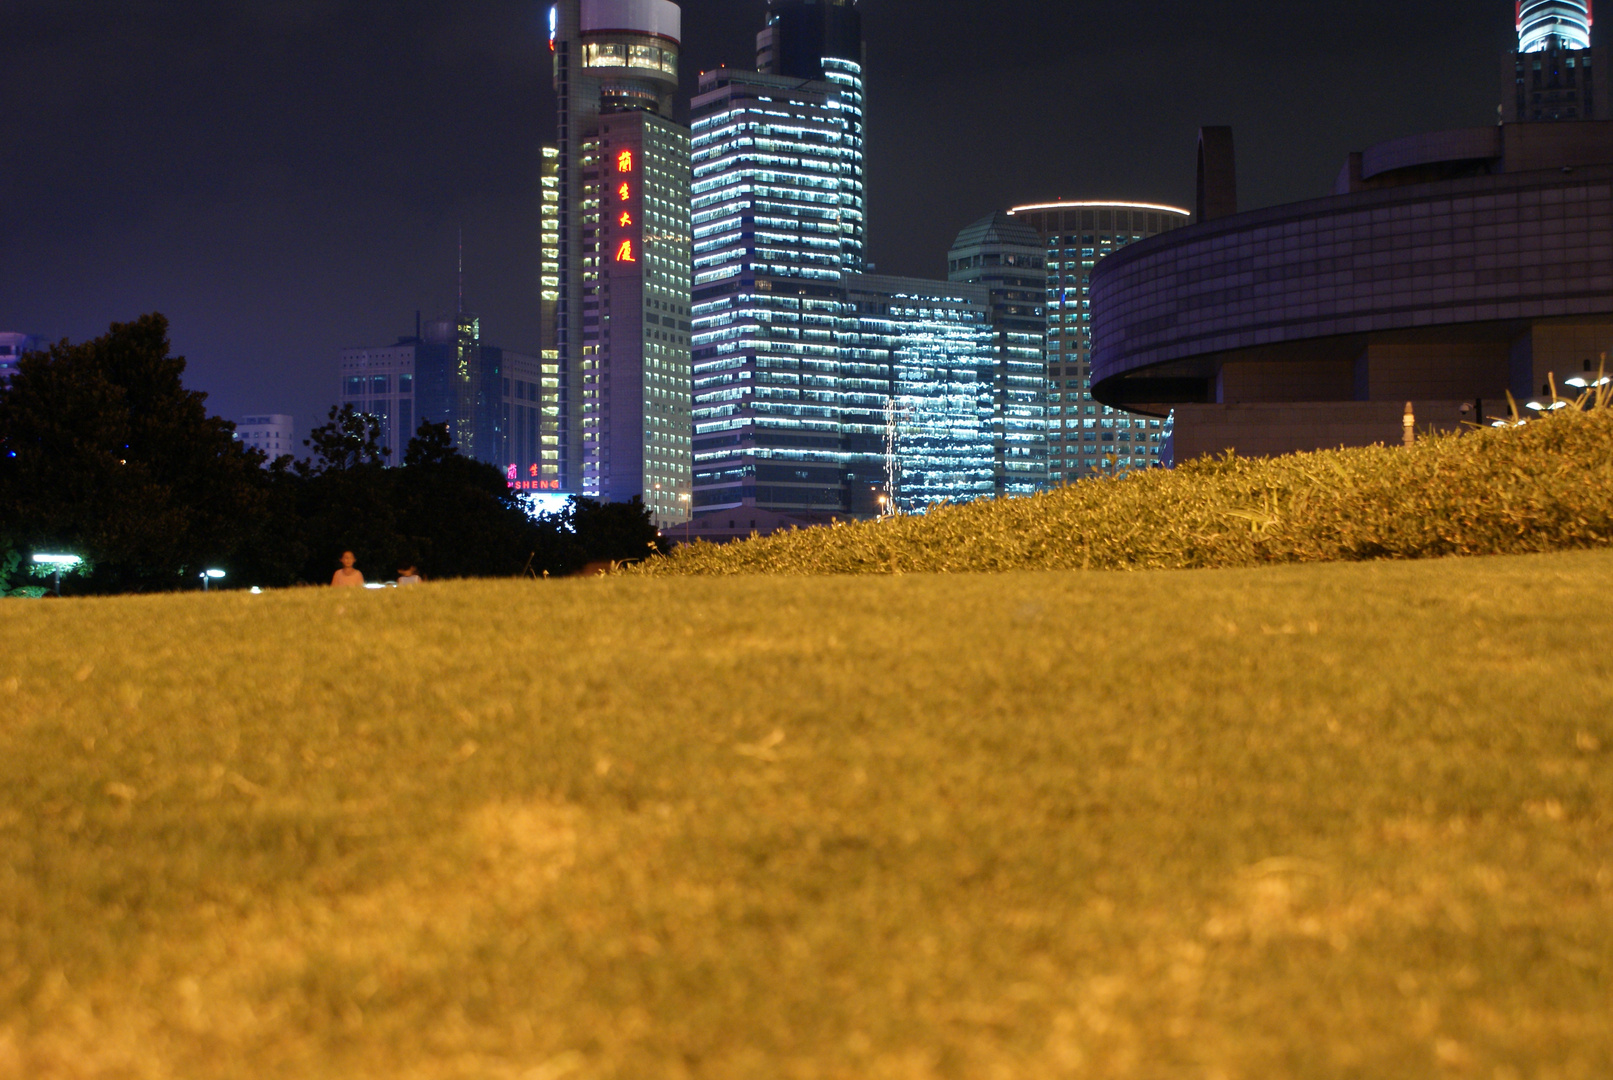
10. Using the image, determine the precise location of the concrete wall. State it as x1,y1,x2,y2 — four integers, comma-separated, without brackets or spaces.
1170,400,1485,465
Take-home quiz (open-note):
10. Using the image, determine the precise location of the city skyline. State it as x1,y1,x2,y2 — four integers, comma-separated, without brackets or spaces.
2,0,1546,444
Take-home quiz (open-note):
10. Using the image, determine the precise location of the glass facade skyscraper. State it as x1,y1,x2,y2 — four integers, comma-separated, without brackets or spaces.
1007,201,1190,483
947,213,1049,497
842,275,994,512
690,68,863,515
755,0,865,268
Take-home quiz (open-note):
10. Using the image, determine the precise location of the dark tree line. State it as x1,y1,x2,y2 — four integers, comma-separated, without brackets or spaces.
0,315,665,595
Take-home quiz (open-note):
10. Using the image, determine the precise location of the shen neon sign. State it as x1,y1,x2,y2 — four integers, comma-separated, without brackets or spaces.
616,149,634,173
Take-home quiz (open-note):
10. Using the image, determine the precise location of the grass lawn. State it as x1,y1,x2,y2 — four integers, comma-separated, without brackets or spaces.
2,551,1611,1079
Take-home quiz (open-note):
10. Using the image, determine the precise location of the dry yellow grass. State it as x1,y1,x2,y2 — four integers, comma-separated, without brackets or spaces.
636,404,1613,577
2,550,1612,1078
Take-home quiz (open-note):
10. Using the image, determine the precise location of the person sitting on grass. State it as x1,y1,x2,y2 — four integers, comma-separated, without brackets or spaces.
397,565,423,586
331,550,364,588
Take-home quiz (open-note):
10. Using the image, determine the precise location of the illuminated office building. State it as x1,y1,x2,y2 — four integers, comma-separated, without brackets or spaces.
947,213,1049,496
1005,201,1191,482
690,67,862,515
842,275,994,512
552,0,692,525
1508,0,1607,120
755,0,865,271
692,4,996,518
537,146,565,486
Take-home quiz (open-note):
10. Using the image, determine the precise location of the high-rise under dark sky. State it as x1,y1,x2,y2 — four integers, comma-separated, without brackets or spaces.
756,0,864,81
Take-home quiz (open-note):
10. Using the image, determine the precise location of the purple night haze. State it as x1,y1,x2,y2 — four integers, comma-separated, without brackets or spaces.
3,0,1521,443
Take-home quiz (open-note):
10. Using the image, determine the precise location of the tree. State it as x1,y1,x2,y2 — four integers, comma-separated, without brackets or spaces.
302,404,388,473
287,406,400,583
0,314,268,592
394,421,539,578
524,495,668,577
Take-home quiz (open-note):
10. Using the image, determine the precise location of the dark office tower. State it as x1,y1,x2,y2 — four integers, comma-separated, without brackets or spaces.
552,0,692,524
755,0,866,271
339,318,548,481
1506,0,1608,120
948,213,1049,497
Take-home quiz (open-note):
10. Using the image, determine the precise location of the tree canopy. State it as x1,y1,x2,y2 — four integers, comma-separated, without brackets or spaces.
0,314,669,594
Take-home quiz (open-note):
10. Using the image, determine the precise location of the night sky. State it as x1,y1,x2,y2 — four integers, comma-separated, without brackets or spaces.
3,0,1529,441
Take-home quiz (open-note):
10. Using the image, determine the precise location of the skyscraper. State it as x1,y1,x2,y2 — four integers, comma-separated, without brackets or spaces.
755,0,865,272
551,0,693,525
690,67,863,516
1006,201,1191,482
947,213,1049,497
1508,0,1607,120
841,275,995,512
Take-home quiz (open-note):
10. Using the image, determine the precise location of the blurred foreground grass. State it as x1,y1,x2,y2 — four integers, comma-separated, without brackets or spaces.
2,552,1611,1079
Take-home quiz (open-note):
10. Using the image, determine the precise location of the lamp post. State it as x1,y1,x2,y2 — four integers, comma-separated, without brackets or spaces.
31,554,81,597
200,569,225,592
679,491,691,546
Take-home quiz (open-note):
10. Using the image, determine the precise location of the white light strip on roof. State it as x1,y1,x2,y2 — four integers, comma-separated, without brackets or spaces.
1007,201,1192,216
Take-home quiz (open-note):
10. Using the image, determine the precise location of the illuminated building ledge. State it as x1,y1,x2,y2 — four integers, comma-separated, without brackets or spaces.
1008,200,1192,217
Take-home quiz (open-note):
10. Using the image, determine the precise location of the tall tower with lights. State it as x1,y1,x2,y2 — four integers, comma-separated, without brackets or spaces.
551,0,693,524
755,0,865,271
1507,0,1607,120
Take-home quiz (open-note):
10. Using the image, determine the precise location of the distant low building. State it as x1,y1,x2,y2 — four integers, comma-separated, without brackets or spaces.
235,414,295,461
0,331,45,385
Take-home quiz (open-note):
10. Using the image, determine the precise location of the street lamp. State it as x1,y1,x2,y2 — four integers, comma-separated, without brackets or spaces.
32,553,81,597
200,569,225,591
679,491,691,545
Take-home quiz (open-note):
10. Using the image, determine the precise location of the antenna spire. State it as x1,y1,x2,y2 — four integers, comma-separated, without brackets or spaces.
457,228,464,314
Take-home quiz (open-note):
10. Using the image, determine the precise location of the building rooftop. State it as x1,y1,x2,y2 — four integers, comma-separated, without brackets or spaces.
949,211,1042,252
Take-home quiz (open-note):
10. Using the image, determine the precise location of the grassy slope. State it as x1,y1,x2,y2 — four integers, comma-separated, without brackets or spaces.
636,407,1613,576
2,553,1611,1078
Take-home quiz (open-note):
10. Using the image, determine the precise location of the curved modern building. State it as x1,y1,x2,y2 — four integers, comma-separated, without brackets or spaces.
1006,200,1191,480
1518,0,1593,53
1089,122,1613,463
